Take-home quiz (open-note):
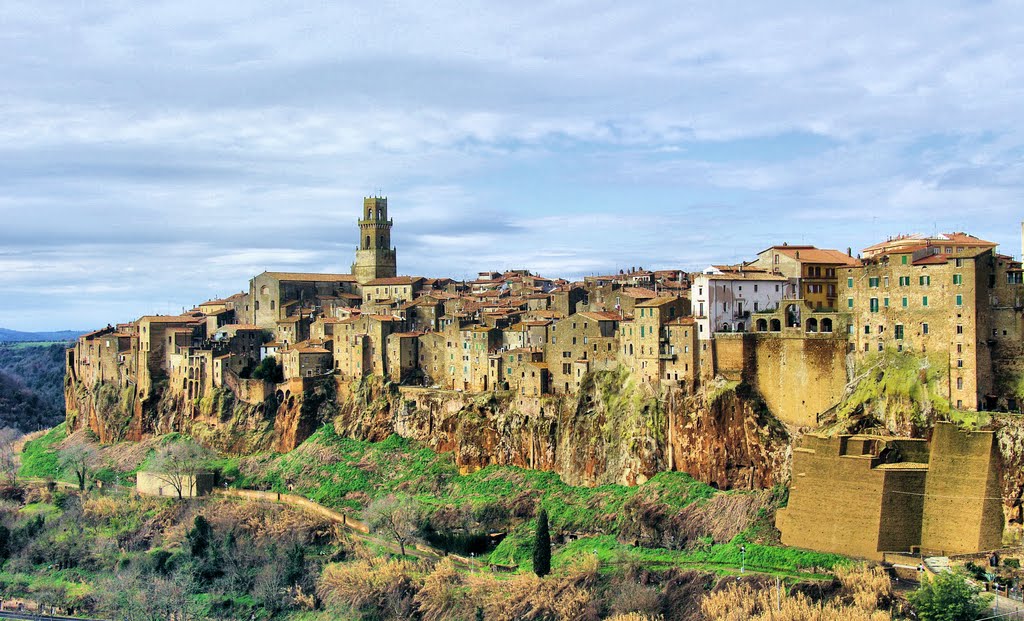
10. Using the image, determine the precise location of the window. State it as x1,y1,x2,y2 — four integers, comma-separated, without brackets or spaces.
902,297,908,308
955,258,964,267
848,298,854,309
922,296,929,307
922,323,929,335
957,343,962,354
957,377,964,390
956,294,963,306
957,359,963,368
920,275,930,286
895,325,904,340
848,277,854,288
878,342,884,351
884,297,890,308
953,274,963,285
869,298,879,313
901,255,908,265
884,277,889,287
956,324,963,335
864,325,871,335
869,277,879,288
899,276,910,286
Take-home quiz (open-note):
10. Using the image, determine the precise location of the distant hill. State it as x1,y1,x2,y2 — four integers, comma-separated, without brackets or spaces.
0,343,67,432
0,328,82,343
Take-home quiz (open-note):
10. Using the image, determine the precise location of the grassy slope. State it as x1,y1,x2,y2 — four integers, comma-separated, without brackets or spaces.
22,422,847,582
225,425,846,576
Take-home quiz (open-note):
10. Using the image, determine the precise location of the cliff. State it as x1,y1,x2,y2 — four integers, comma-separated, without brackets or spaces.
65,366,791,491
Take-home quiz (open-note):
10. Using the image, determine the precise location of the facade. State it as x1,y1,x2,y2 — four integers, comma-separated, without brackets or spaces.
692,269,790,337
749,245,861,310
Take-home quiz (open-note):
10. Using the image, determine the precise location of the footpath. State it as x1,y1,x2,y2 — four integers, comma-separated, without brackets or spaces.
215,488,487,569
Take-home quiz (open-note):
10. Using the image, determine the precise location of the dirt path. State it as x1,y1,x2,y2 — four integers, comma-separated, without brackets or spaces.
215,489,484,568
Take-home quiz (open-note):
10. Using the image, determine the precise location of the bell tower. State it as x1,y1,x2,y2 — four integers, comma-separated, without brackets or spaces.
352,196,397,284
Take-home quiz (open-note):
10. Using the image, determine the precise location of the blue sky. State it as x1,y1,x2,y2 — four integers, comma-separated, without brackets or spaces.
2,1,1023,330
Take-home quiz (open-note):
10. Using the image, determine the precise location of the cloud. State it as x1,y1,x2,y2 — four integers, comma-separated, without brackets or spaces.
3,1,1024,329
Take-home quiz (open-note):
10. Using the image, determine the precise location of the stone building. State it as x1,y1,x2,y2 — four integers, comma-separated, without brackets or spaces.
749,244,861,310
776,423,1002,560
840,234,1008,411
352,196,398,285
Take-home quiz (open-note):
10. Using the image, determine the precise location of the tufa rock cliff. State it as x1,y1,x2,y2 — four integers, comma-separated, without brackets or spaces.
65,366,791,491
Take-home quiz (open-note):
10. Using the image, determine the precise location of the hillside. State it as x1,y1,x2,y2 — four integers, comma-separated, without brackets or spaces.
0,328,82,343
3,425,904,621
0,343,67,432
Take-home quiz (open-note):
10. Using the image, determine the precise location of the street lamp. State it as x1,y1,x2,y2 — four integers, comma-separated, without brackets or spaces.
740,545,747,574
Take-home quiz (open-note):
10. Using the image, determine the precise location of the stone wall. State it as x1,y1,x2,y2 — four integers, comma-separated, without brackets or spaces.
921,422,1004,555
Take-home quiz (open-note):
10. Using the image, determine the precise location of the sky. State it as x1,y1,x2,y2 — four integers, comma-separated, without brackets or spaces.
2,2,1024,331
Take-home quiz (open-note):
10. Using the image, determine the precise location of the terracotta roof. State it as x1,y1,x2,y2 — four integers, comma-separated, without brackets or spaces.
139,315,201,324
366,314,401,322
295,346,330,354
635,296,682,308
365,276,424,286
260,271,356,283
769,246,860,266
700,272,788,282
391,332,423,338
619,287,658,298
913,254,949,266
219,324,262,331
277,317,300,324
579,311,622,322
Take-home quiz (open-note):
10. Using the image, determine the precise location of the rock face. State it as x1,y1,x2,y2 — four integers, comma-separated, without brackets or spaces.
65,367,792,491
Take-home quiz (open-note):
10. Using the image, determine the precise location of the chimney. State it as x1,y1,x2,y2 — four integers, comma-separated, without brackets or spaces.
847,247,852,257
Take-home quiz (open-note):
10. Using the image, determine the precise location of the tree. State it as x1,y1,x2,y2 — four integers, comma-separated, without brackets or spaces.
149,439,212,499
58,443,98,491
0,427,19,485
533,507,551,577
186,515,213,558
251,356,284,383
365,494,418,557
908,570,992,621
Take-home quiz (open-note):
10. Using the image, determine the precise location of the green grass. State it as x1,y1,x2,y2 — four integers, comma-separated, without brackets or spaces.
552,534,846,580
18,423,67,480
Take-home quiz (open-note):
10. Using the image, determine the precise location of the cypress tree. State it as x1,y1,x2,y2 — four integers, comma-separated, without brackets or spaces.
533,507,551,577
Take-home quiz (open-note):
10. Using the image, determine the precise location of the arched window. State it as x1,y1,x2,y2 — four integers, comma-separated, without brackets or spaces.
756,318,768,332
821,318,833,333
260,285,269,295
806,317,818,333
786,304,800,328
365,235,371,249
736,322,745,332
770,318,781,332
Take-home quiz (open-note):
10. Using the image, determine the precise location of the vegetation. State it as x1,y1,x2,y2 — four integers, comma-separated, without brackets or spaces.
251,356,284,383
908,571,992,621
147,438,213,499
832,349,953,433
0,343,68,431
533,507,551,577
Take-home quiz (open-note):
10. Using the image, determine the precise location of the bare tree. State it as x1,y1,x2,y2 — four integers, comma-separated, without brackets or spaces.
58,444,98,491
365,494,419,557
149,439,212,499
0,427,20,486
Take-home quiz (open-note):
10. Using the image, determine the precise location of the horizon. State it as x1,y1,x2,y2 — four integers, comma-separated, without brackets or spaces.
4,2,1024,330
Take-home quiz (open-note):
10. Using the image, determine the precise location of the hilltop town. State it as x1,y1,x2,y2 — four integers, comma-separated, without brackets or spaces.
64,197,1024,562
68,197,1024,425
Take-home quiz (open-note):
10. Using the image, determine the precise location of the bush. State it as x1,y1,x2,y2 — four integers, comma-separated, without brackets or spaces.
908,571,991,621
